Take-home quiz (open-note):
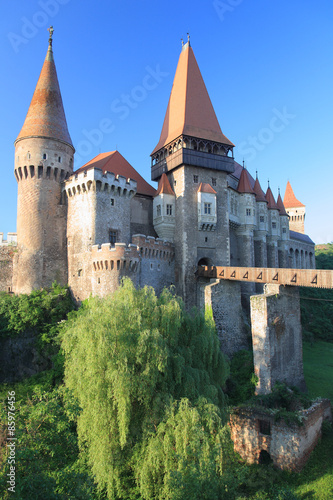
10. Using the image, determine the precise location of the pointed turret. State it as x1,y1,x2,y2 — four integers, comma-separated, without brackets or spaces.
15,32,73,148
155,173,175,196
151,40,235,181
237,167,255,194
153,173,176,241
283,181,306,234
13,28,74,294
265,186,279,210
276,192,288,216
152,41,233,155
283,181,305,208
253,174,267,203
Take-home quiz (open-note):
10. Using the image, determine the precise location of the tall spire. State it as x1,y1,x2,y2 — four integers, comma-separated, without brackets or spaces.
253,175,267,203
15,27,73,148
152,42,234,154
237,167,255,194
283,181,305,208
265,186,279,210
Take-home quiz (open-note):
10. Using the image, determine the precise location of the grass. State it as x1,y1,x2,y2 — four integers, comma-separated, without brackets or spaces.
303,341,333,401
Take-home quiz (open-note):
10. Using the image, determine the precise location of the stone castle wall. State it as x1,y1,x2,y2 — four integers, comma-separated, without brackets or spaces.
0,246,15,292
133,235,175,295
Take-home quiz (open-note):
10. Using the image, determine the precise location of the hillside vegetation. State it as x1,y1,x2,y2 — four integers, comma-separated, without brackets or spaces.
300,243,333,343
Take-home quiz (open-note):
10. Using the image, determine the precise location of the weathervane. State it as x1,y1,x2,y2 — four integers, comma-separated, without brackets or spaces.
48,26,54,46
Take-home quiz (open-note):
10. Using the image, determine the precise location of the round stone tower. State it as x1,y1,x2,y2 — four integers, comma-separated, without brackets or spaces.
13,29,75,293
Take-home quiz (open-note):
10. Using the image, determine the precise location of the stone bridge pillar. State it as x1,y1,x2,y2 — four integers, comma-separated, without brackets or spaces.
198,279,249,357
250,284,306,395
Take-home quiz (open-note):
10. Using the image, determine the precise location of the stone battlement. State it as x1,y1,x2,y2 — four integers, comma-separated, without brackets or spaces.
92,242,140,273
132,234,175,260
0,233,17,246
65,168,137,197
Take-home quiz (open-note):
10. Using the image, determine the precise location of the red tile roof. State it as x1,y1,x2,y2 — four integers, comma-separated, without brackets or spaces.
253,176,267,202
15,44,73,147
76,151,156,197
152,42,234,154
283,181,305,208
197,182,217,194
155,173,175,196
276,193,288,216
265,186,279,210
237,168,255,194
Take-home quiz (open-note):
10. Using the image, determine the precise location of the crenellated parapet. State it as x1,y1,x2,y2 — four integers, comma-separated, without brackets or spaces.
132,234,175,261
91,242,140,273
65,168,137,198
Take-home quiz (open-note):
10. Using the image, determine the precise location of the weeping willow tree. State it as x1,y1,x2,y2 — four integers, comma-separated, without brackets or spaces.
61,278,229,499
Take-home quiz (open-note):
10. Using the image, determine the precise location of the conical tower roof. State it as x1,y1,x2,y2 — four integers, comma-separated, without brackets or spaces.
276,192,288,216
237,167,255,194
15,33,73,148
152,41,234,154
265,186,279,210
155,173,175,196
283,181,305,208
253,175,267,202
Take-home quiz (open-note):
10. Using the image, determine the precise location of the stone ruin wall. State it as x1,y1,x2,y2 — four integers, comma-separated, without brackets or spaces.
0,246,15,292
229,399,332,471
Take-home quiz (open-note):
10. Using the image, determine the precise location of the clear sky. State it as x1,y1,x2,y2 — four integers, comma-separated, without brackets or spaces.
1,0,333,243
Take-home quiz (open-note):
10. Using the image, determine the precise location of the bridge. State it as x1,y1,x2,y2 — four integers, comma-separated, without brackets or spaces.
196,266,333,289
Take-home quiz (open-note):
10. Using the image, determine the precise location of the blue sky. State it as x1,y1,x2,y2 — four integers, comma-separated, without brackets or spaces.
1,0,333,243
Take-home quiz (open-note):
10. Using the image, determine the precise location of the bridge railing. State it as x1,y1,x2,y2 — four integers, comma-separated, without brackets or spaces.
196,266,333,289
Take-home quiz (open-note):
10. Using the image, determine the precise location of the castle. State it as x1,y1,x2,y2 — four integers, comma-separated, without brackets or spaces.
2,32,315,320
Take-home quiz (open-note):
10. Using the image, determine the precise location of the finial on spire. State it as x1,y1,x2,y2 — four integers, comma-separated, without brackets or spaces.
268,179,270,188
187,32,190,45
242,159,245,169
48,26,54,47
278,187,280,195
181,37,184,47
256,170,258,179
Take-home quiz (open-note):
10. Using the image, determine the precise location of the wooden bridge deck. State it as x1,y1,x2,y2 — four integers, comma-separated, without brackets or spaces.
196,266,333,289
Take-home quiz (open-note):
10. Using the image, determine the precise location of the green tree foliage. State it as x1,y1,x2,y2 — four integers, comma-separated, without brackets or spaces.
0,384,98,499
226,350,257,405
0,282,74,344
300,243,333,342
61,279,229,499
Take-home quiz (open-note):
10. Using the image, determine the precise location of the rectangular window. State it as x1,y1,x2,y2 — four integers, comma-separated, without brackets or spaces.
166,204,172,216
109,230,117,245
246,208,251,216
283,227,286,233
157,204,161,216
193,175,198,183
272,222,277,229
259,419,271,436
212,178,217,186
111,198,115,206
204,203,211,215
260,215,265,223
